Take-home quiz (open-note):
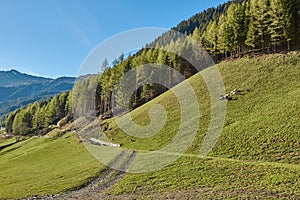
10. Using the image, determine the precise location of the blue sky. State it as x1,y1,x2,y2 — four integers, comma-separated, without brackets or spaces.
0,0,228,78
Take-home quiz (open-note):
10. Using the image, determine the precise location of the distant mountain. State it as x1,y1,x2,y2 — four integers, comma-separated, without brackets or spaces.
0,69,51,87
0,69,75,121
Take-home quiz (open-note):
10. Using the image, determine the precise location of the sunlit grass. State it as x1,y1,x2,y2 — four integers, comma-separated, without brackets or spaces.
0,132,104,199
1,54,300,199
105,54,300,197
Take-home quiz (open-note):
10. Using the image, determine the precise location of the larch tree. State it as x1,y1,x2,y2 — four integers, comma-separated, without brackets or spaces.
191,27,202,43
225,3,248,56
268,0,295,50
5,110,18,133
246,0,271,51
204,20,218,57
217,14,227,57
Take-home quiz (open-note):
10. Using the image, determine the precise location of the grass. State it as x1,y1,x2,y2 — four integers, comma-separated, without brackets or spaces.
0,132,105,199
0,137,17,148
102,54,300,197
1,54,300,199
211,55,300,164
105,54,300,164
112,156,300,198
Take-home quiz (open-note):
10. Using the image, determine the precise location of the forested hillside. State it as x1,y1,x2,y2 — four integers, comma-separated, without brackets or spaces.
0,70,75,128
1,0,300,198
198,0,300,59
4,0,300,136
87,0,300,118
5,92,72,135
2,53,300,199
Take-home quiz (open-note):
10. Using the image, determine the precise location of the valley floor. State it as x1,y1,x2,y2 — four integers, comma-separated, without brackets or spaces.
1,133,300,199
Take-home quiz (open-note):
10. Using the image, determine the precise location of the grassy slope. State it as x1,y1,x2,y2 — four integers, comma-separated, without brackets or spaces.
0,137,17,148
104,54,300,197
0,54,299,199
0,133,104,199
112,157,300,199
106,54,300,163
213,55,300,163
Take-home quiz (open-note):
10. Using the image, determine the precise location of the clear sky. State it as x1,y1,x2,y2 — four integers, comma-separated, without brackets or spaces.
0,0,228,78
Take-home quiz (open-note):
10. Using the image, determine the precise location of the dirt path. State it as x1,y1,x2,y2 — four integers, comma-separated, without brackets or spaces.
58,150,136,199
27,150,300,199
31,150,136,200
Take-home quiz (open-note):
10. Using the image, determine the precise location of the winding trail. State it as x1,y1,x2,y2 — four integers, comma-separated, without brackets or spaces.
32,150,136,200
27,149,300,199
58,150,136,199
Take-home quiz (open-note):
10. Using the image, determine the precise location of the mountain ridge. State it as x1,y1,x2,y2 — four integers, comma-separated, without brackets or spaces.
0,69,52,87
0,69,75,123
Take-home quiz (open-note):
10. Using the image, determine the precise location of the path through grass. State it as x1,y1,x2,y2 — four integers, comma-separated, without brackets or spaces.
0,132,104,199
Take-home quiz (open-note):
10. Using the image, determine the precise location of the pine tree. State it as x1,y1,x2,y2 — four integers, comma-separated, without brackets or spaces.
296,0,300,48
282,0,296,50
268,0,295,50
246,0,271,52
225,3,247,56
217,14,227,57
223,4,237,55
58,92,68,118
191,27,201,43
245,0,260,49
101,58,109,74
5,110,18,133
32,105,46,131
12,109,31,135
204,21,218,56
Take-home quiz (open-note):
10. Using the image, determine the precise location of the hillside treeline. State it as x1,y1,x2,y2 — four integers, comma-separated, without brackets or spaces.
5,92,72,135
197,0,300,59
5,0,300,135
5,40,204,135
71,0,300,119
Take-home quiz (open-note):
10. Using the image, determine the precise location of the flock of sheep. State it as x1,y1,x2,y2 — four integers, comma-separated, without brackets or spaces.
220,88,238,101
